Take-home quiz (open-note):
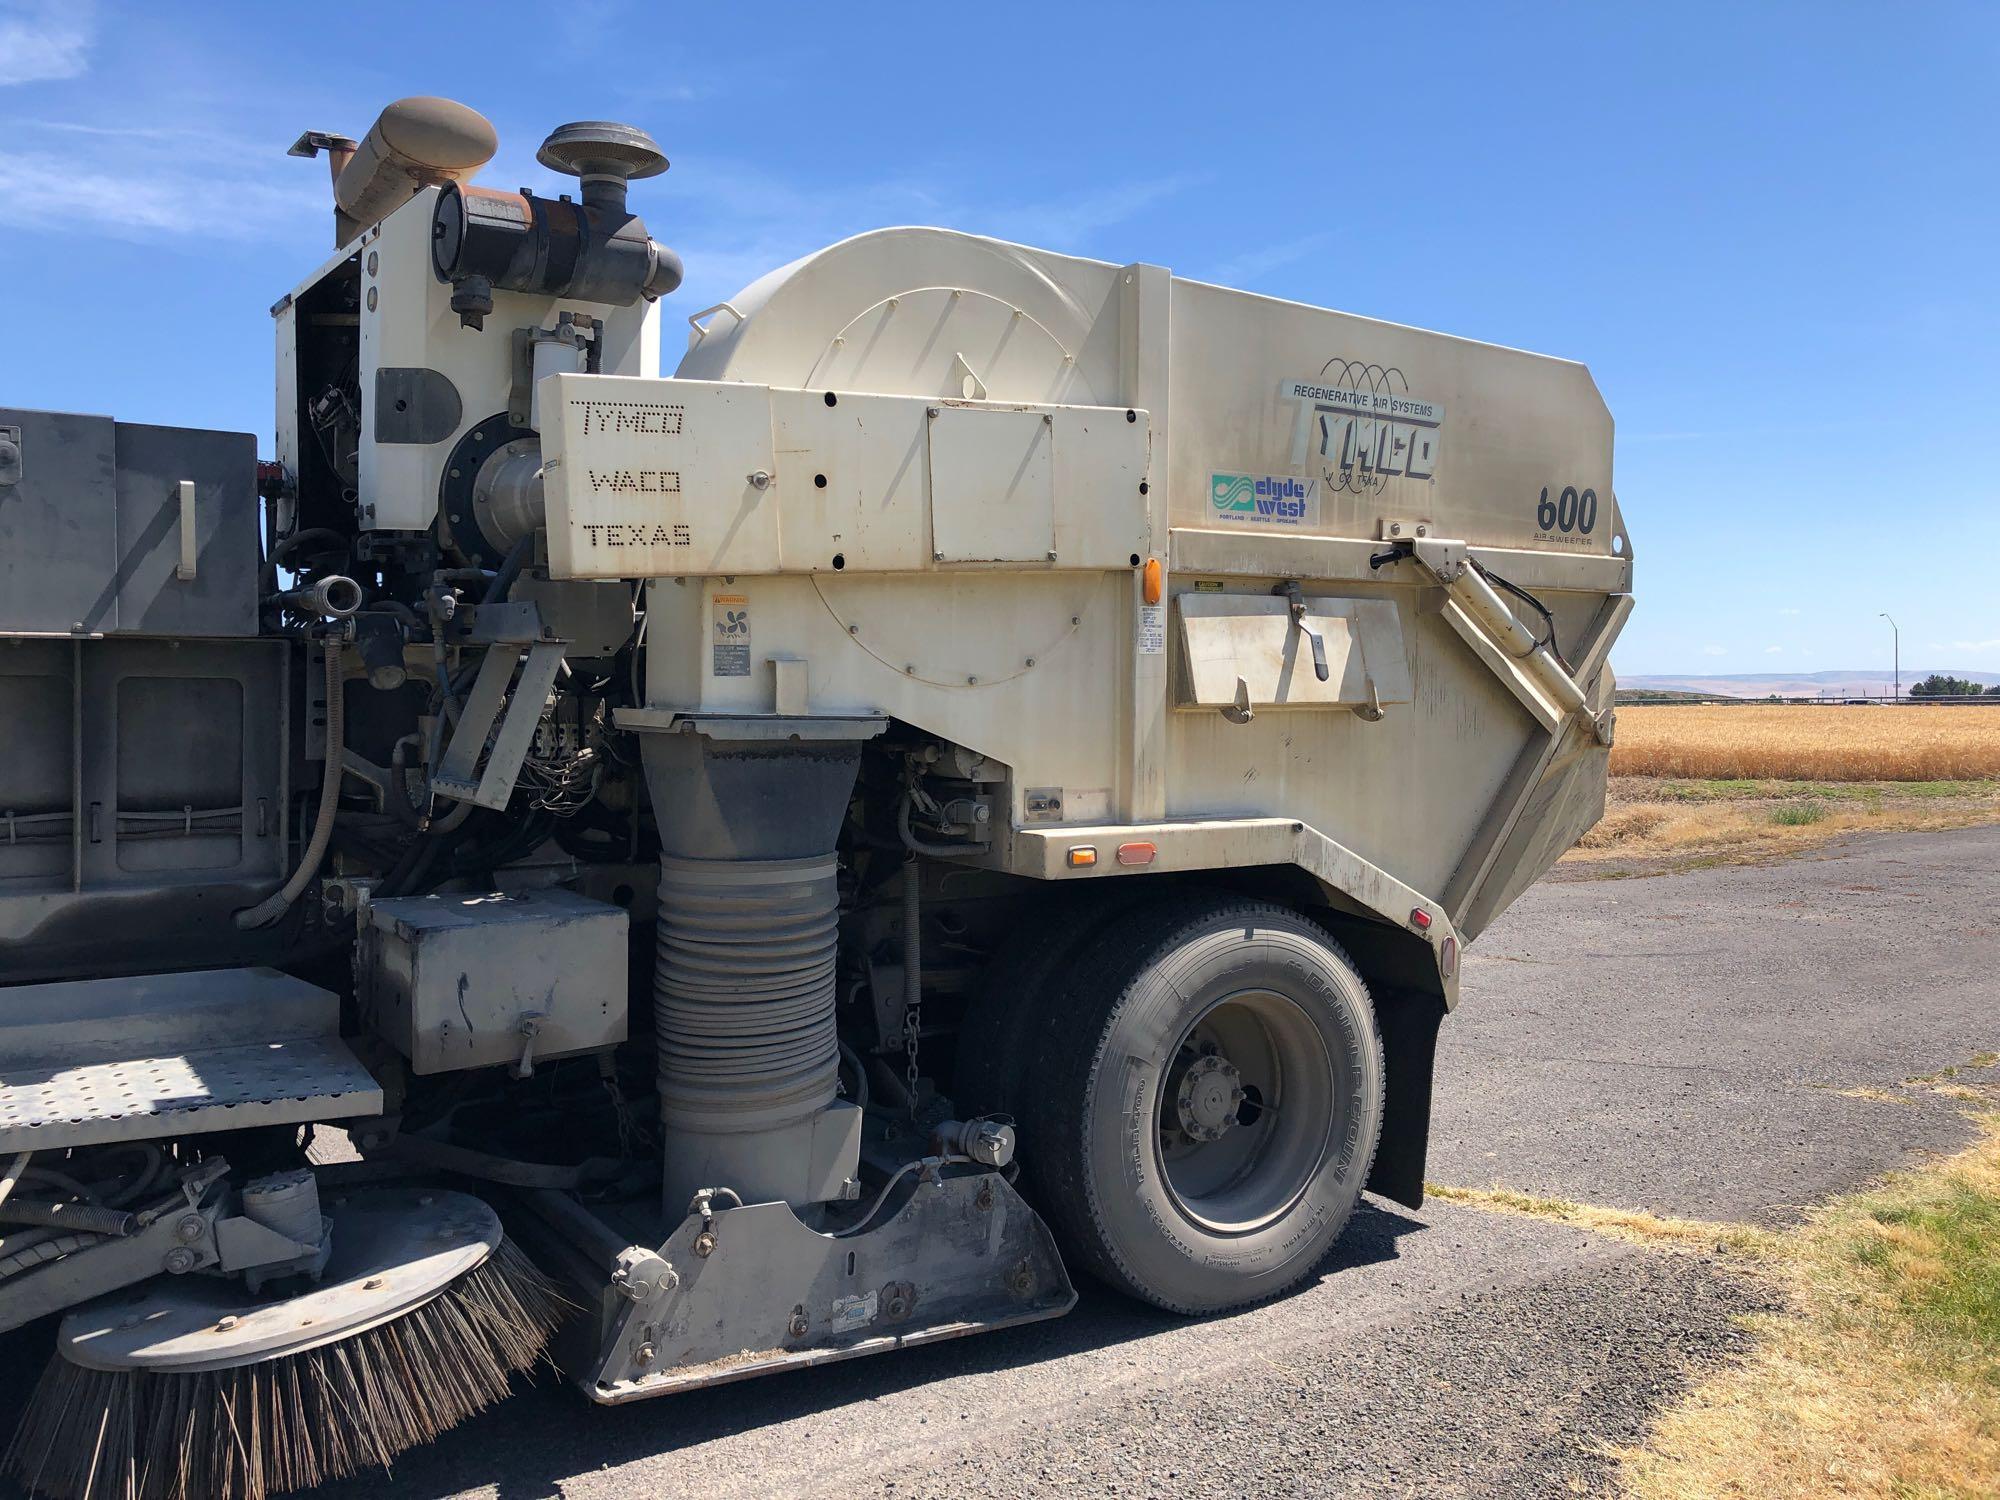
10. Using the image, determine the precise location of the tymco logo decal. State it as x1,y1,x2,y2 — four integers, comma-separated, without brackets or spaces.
1282,361,1444,497
1210,472,1318,527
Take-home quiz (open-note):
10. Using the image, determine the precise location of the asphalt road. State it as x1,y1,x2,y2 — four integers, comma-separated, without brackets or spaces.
11,826,1999,1499
371,825,1999,1500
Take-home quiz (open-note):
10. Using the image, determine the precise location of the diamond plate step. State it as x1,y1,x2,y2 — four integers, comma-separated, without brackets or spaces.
0,967,382,1151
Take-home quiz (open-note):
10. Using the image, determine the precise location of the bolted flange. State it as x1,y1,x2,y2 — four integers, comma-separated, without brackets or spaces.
611,1247,678,1302
1173,1053,1246,1143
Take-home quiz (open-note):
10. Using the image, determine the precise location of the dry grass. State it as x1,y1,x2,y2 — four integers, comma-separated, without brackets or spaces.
1612,705,2000,781
1423,1183,1777,1256
1431,1063,2000,1496
1564,778,2000,869
1619,1110,2000,1499
1832,1085,1918,1108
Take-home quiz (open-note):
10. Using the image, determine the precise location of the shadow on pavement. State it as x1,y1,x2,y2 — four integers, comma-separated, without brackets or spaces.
0,1200,1381,1500
0,1199,1422,1500
303,1200,1425,1500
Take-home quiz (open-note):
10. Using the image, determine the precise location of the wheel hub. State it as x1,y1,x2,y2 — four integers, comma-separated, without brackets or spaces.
1173,1053,1245,1142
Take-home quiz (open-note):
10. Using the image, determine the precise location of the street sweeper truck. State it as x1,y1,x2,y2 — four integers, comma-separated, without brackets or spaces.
0,96,1632,1498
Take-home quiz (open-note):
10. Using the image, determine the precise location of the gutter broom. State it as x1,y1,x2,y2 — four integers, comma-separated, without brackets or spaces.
5,1189,567,1500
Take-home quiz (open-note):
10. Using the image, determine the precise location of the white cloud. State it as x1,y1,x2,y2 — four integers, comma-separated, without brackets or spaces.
646,157,1201,312
1948,638,2000,652
1203,231,1338,288
0,144,320,240
1701,644,1728,657
991,173,1206,251
0,117,322,240
1777,607,1801,616
0,1,92,86
1764,645,1784,654
1,48,1195,273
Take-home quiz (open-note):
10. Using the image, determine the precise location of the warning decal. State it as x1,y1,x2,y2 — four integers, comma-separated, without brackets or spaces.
712,594,750,677
1138,602,1165,654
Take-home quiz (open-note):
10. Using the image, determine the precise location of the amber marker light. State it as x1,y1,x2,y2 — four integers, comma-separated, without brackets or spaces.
1066,846,1098,868
1142,557,1162,605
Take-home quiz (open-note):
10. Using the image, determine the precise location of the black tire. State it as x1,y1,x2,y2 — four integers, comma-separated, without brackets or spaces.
953,886,1150,1120
1017,895,1384,1314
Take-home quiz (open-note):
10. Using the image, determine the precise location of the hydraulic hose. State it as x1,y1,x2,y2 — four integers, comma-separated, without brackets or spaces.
837,1038,872,1112
896,792,981,858
0,1232,106,1279
0,1200,134,1236
236,640,346,929
902,852,922,1069
482,534,532,607
387,734,426,828
15,1167,98,1204
270,527,348,566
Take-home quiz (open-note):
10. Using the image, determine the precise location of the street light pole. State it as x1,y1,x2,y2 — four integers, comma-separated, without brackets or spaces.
1880,613,1899,703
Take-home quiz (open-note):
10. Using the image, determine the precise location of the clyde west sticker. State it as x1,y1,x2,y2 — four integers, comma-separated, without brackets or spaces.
1208,472,1319,528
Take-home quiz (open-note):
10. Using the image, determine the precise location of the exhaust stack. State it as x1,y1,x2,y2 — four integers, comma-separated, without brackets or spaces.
289,96,497,247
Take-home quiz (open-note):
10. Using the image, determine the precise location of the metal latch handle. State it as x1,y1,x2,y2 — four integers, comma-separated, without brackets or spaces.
174,480,197,581
512,1011,545,1079
1274,581,1328,682
686,302,744,350
1221,676,1254,725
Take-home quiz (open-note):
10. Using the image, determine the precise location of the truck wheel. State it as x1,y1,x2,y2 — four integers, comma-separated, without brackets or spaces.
953,887,1148,1120
1019,897,1384,1314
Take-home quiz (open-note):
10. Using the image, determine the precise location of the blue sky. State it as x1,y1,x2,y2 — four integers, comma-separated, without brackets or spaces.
2,1,1994,676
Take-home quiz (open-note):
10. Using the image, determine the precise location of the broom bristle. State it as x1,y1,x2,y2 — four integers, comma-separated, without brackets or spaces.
4,1239,570,1500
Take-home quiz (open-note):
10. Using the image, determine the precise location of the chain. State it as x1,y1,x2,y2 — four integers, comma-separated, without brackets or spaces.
903,853,923,1119
602,1068,648,1155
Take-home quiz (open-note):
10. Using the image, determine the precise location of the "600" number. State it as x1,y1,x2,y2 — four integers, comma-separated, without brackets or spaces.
1536,486,1597,535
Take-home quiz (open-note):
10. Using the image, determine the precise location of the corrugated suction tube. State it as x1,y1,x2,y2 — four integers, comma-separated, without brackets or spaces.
654,854,841,1134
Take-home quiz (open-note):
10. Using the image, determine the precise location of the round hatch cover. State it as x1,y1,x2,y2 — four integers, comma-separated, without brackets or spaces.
536,121,668,182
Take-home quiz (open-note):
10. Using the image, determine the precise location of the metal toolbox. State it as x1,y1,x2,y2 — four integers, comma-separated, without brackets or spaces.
0,408,260,637
359,887,628,1075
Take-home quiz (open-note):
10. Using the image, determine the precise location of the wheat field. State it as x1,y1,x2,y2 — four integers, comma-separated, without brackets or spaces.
1611,705,2000,781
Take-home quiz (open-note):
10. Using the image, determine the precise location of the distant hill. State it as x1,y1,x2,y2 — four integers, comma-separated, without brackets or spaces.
1621,670,2000,699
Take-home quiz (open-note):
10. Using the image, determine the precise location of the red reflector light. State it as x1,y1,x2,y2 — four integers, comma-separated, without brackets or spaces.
1409,907,1432,931
1115,842,1157,866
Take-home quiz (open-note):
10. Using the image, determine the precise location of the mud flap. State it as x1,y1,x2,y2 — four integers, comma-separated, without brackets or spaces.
580,1168,1074,1402
1365,987,1447,1210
